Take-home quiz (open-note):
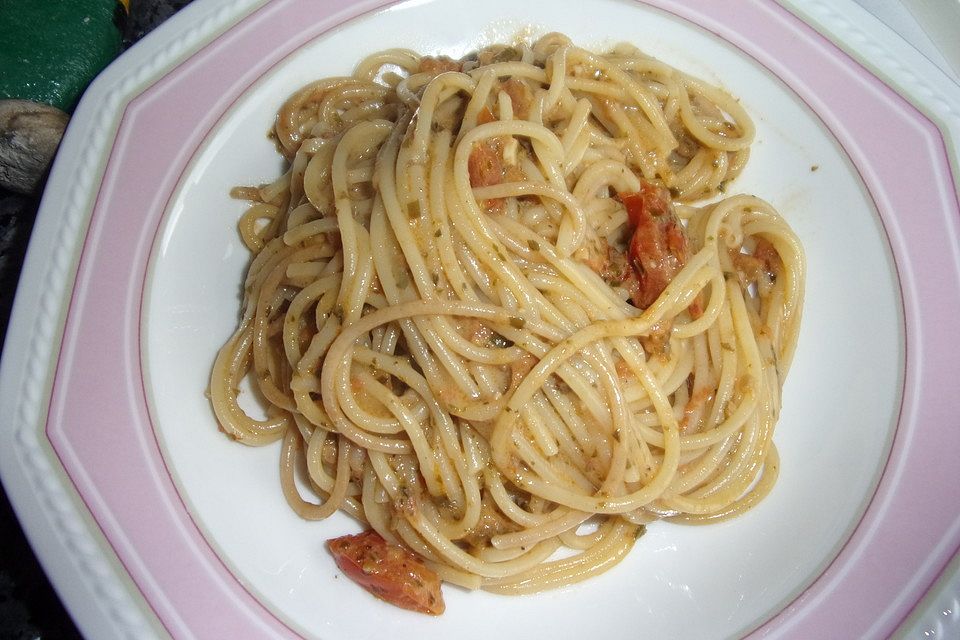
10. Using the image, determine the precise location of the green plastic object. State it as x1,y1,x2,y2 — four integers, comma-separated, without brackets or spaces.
0,0,124,112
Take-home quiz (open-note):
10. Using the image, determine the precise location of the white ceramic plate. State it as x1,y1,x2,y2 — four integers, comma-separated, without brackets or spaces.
2,0,959,638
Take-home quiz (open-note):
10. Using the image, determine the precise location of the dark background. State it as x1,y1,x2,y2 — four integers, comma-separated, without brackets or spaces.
0,2,192,637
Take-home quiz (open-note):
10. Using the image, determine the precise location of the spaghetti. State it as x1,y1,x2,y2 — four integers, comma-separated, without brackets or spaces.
209,33,804,603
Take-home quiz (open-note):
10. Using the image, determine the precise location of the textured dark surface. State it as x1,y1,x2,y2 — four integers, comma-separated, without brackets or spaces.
0,2,193,638
122,0,193,47
0,0,123,112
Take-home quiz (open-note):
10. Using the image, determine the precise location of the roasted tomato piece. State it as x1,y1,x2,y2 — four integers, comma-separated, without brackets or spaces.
751,236,782,281
476,106,497,125
468,138,504,189
499,78,531,120
468,137,507,211
619,182,690,308
731,237,781,286
418,55,462,74
327,530,445,615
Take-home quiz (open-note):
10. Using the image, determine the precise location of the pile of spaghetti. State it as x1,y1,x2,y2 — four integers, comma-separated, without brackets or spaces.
210,33,804,612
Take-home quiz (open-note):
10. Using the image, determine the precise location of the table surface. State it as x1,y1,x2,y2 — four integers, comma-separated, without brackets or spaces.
0,1,956,638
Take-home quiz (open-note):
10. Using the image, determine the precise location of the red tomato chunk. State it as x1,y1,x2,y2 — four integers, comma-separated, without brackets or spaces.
619,182,690,309
327,530,445,615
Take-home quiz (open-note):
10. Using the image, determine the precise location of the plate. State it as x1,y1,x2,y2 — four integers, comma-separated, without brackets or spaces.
1,0,958,638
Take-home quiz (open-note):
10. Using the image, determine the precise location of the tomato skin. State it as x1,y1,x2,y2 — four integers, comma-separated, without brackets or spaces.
619,183,690,309
327,530,445,615
499,78,531,120
468,138,504,189
467,137,507,212
418,56,462,74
